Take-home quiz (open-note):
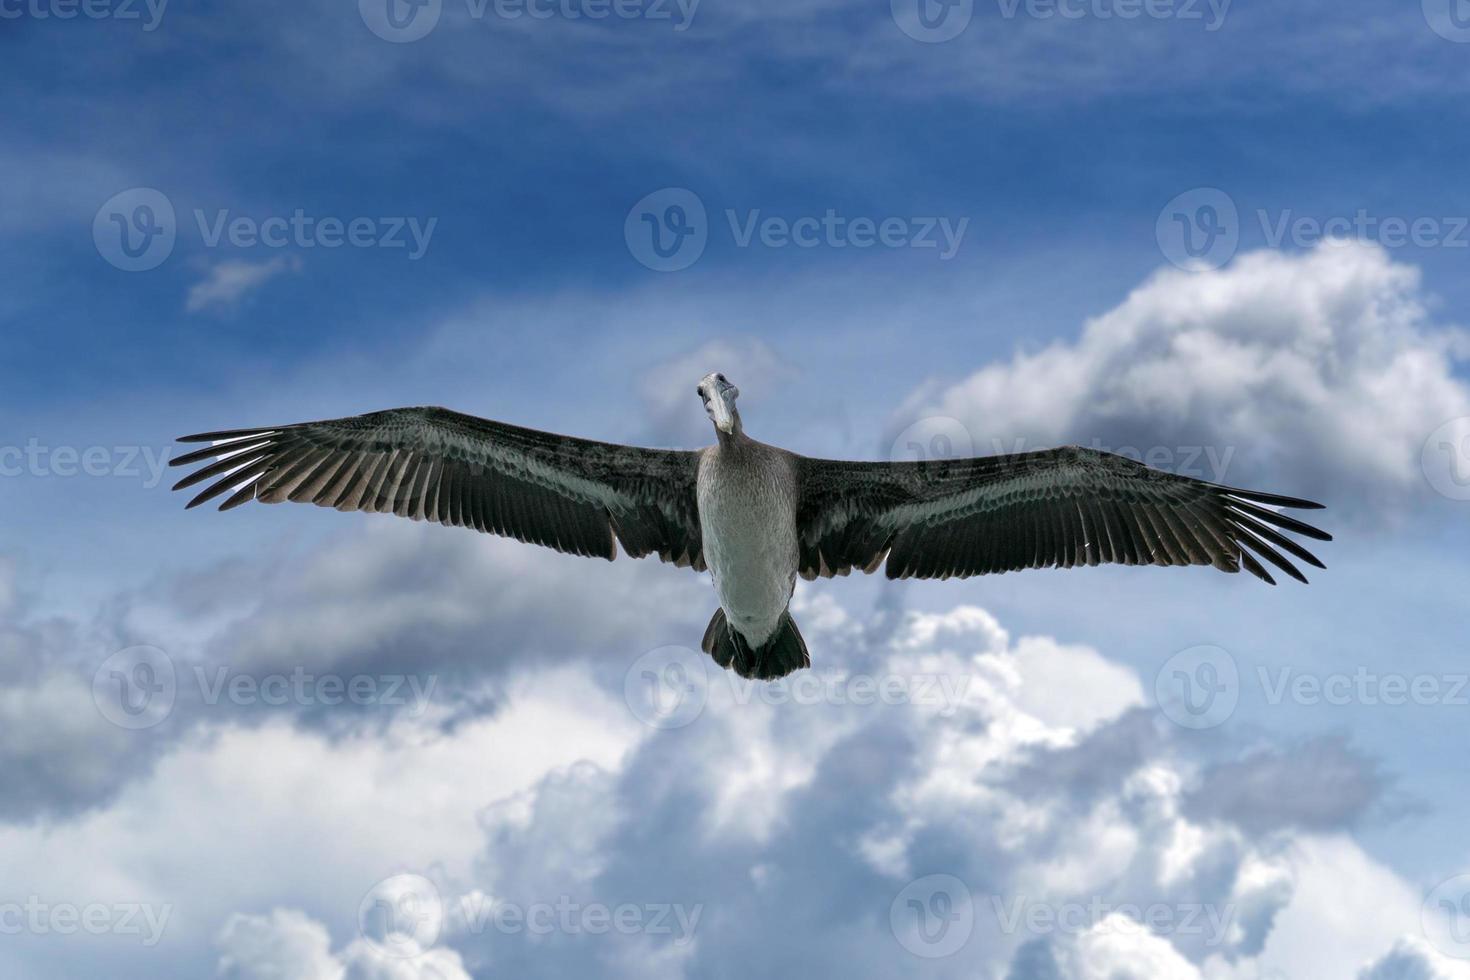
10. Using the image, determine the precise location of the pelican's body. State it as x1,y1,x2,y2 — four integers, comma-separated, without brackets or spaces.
697,434,799,648
172,370,1332,682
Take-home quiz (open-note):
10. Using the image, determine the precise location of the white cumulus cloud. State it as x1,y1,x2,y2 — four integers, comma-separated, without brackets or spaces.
903,243,1469,519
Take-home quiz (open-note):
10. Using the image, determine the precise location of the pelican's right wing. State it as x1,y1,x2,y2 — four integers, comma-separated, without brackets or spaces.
171,406,706,569
795,446,1330,584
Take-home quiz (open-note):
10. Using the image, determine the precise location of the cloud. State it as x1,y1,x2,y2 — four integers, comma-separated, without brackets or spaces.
0,572,1453,979
0,671,641,979
168,521,713,705
217,908,343,980
217,907,472,980
1182,735,1385,834
186,256,301,314
903,243,1469,519
0,558,181,823
1360,937,1470,980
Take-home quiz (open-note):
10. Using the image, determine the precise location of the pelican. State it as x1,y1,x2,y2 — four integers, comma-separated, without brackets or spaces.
171,373,1330,680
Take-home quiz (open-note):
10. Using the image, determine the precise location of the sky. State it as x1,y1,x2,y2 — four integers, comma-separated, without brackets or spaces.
3,0,1470,977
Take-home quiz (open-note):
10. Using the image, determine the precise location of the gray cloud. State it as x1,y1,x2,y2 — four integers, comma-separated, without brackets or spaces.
1360,937,1470,980
1183,734,1386,835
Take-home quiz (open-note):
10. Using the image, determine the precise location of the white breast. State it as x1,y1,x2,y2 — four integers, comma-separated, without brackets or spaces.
697,443,799,647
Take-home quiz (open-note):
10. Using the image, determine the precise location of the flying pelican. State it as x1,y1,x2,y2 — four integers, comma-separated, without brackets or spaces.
171,373,1330,680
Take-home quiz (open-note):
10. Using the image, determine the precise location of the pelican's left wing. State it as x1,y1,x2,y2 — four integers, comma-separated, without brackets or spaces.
795,446,1330,585
171,406,705,569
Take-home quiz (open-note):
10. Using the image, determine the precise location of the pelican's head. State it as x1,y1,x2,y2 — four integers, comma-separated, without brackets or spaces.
698,372,741,436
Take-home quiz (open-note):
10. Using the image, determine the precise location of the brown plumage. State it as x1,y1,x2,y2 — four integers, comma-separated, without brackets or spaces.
171,380,1331,680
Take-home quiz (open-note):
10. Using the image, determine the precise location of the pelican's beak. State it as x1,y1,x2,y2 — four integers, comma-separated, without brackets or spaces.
710,387,738,434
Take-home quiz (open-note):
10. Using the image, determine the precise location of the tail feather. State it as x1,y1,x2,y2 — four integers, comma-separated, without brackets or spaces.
701,609,810,681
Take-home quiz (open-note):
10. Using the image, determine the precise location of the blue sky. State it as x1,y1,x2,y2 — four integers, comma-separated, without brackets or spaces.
4,1,1470,977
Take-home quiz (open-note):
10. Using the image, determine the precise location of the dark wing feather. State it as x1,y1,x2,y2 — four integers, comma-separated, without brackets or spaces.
795,446,1329,585
172,406,705,569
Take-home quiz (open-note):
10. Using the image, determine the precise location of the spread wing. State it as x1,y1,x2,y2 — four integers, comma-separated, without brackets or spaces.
795,446,1329,585
171,406,705,569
